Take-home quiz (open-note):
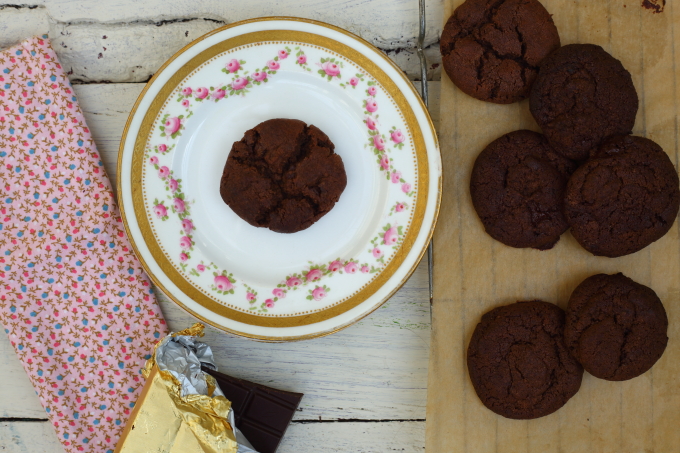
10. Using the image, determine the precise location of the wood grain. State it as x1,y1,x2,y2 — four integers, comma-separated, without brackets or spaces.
17,0,442,49
0,3,442,83
0,419,426,453
427,1,680,452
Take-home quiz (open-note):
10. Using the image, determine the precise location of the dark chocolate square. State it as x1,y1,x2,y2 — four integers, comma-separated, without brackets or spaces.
205,368,303,453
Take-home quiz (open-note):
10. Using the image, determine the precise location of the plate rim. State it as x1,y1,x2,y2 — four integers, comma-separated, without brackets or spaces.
117,16,442,342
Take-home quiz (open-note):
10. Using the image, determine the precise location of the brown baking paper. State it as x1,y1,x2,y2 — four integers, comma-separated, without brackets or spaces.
427,1,680,452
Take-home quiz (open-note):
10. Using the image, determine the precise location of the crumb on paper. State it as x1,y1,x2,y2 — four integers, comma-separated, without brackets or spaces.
641,0,665,13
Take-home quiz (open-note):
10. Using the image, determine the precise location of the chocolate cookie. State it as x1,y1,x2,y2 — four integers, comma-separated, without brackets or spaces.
220,119,347,233
467,301,583,419
565,273,668,381
440,0,560,104
529,44,639,161
564,135,680,257
470,130,577,250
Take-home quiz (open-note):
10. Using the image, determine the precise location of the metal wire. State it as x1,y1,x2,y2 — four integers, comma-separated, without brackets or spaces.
416,0,433,306
417,0,429,107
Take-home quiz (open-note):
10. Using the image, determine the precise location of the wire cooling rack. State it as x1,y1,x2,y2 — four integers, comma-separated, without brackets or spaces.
415,0,434,307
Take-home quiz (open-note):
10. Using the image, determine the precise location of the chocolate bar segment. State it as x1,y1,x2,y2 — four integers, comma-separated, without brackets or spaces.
205,368,303,453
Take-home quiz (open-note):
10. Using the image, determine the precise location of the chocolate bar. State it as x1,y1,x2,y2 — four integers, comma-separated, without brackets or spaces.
204,368,303,453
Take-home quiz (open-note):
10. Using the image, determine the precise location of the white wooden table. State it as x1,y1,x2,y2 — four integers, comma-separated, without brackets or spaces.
0,2,442,451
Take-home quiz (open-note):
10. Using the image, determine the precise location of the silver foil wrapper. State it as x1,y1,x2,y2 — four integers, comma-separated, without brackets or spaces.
155,329,258,453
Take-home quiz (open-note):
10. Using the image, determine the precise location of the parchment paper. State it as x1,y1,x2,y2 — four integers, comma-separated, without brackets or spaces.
426,1,680,452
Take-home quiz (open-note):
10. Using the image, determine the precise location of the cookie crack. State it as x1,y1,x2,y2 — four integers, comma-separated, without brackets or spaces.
538,62,615,131
442,0,507,57
502,330,572,412
477,37,536,70
574,159,676,244
221,120,346,233
478,13,536,71
278,125,324,213
474,36,535,97
571,282,654,380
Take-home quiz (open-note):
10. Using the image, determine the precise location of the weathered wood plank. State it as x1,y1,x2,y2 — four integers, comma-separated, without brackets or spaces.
0,420,426,452
0,7,49,50
0,333,46,418
0,3,442,83
0,82,440,420
51,20,223,83
163,261,431,422
26,0,442,49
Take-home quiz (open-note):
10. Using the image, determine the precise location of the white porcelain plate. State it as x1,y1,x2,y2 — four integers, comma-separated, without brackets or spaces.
118,17,441,341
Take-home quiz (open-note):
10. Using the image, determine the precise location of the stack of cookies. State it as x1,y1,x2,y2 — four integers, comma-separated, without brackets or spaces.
442,0,680,256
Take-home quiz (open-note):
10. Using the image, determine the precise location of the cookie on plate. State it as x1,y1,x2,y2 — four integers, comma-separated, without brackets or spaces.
564,135,680,257
529,44,638,161
440,0,560,104
220,119,347,233
470,130,577,250
467,300,583,419
565,273,668,381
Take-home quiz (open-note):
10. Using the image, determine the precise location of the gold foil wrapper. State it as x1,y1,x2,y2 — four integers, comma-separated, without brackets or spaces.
114,324,239,453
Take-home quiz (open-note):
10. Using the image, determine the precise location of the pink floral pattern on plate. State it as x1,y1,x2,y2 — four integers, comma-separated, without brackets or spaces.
340,72,365,89
316,56,343,80
174,47,291,115
145,147,203,272
143,42,417,314
294,46,312,72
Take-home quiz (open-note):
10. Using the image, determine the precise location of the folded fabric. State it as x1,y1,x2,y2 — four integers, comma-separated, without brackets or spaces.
0,36,168,452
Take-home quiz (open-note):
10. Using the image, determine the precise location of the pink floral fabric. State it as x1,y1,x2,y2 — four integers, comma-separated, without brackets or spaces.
0,36,168,452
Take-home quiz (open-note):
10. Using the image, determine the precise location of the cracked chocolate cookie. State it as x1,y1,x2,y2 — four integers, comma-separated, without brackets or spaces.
220,119,347,233
470,130,577,250
564,135,680,257
530,44,639,161
565,273,668,381
467,300,583,419
440,0,560,104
